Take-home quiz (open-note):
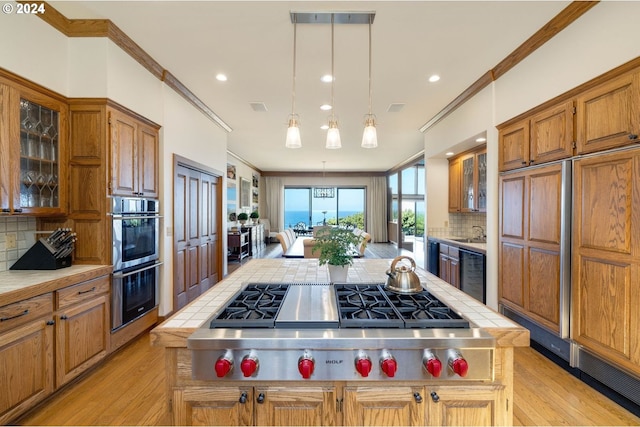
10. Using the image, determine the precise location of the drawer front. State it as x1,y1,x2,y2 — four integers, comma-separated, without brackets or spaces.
439,244,449,256
56,275,110,310
448,246,460,260
0,293,53,333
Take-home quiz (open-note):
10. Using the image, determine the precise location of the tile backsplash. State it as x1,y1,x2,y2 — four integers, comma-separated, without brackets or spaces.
428,213,486,238
0,217,37,272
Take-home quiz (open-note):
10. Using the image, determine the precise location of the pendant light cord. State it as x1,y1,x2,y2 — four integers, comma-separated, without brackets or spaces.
291,19,297,115
330,14,335,122
367,16,372,115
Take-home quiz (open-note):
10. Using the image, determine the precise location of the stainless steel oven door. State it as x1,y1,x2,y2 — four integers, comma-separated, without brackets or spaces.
112,212,160,271
111,261,161,331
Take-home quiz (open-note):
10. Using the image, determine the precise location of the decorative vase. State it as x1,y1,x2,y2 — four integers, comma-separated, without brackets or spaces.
327,264,348,283
239,219,247,225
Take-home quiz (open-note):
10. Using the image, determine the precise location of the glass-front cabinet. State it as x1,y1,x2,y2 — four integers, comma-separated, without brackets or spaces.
0,71,67,215
449,145,486,213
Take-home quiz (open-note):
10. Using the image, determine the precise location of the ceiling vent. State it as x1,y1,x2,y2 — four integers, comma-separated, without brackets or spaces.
387,103,405,113
250,102,268,112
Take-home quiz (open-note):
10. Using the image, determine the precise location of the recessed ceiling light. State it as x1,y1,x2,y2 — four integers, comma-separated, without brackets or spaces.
320,104,332,111
321,74,333,83
428,75,440,83
216,74,228,82
320,124,329,130
476,137,487,142
445,152,454,156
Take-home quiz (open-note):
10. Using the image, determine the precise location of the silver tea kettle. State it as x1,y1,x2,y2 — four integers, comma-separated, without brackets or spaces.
385,255,423,294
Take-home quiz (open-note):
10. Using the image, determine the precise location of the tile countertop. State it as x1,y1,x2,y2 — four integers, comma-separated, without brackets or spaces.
428,236,487,254
153,258,528,348
0,264,113,307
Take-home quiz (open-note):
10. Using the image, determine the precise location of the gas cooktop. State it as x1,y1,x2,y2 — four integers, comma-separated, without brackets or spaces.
208,282,469,330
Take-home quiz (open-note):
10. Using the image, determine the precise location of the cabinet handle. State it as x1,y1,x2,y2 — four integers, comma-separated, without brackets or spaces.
430,391,440,403
13,208,23,213
0,309,29,322
529,159,535,164
60,315,68,320
521,161,527,165
256,393,265,404
46,320,55,326
629,134,639,140
413,392,423,403
1,208,10,213
238,391,247,404
78,286,96,295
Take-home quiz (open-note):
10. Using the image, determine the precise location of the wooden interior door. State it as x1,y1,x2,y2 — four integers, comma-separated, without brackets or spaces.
173,157,223,312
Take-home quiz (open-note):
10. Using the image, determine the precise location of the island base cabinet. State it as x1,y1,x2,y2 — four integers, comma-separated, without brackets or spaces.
55,276,110,387
173,387,254,426
0,319,54,425
343,386,425,426
172,386,336,426
426,385,506,426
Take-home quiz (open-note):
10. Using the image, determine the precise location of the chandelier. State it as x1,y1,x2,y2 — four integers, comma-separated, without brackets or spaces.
314,161,335,198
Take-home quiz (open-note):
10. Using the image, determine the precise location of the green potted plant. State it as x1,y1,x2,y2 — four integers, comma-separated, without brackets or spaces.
249,210,259,224
237,212,248,225
312,227,364,282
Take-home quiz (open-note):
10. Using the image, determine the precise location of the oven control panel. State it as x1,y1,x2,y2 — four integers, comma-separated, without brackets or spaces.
192,347,494,382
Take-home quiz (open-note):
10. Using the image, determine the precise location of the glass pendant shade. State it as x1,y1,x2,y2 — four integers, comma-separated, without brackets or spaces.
361,115,378,148
285,116,302,149
325,120,342,149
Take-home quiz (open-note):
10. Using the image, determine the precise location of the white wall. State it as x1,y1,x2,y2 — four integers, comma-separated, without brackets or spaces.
0,14,230,316
423,1,640,310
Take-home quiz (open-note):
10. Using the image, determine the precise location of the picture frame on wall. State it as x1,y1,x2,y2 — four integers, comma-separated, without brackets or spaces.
240,177,250,208
227,163,236,180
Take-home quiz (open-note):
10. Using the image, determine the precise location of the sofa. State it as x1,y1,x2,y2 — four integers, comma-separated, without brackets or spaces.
303,228,371,258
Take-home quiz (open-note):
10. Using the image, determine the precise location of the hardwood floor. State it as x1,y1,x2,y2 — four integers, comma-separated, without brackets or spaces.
16,330,640,426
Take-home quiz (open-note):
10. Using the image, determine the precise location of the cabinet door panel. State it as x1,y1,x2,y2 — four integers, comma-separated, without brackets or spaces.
528,248,560,331
55,294,109,387
0,319,54,424
499,120,529,171
530,101,574,164
255,386,336,426
173,387,253,426
528,168,562,244
344,386,422,426
500,176,525,239
138,124,158,197
448,157,461,212
110,111,137,196
576,72,640,154
500,243,525,308
427,386,503,426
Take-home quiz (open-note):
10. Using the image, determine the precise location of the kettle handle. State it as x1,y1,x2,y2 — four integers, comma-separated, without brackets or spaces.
390,255,416,272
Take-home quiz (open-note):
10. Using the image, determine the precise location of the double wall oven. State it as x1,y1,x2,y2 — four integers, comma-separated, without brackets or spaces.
110,197,161,331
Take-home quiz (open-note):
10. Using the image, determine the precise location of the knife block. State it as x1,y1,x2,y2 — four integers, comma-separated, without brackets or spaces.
10,238,72,270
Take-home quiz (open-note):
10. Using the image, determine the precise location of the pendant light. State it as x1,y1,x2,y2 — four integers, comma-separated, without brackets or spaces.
361,15,378,148
325,15,342,149
285,18,302,149
313,161,335,198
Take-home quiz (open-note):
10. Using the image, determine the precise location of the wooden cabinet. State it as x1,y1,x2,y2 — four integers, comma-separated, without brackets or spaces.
572,147,640,377
576,71,640,155
173,386,336,426
343,386,424,426
499,101,574,171
174,164,222,311
0,70,68,216
0,294,54,425
449,145,486,213
439,244,460,289
499,163,565,333
65,99,160,265
426,385,505,426
242,223,265,257
54,275,110,387
110,108,159,198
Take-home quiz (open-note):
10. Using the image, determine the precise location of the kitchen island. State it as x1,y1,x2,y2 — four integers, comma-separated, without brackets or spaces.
151,258,528,426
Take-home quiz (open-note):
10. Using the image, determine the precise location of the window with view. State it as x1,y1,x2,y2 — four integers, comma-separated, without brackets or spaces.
284,187,366,230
